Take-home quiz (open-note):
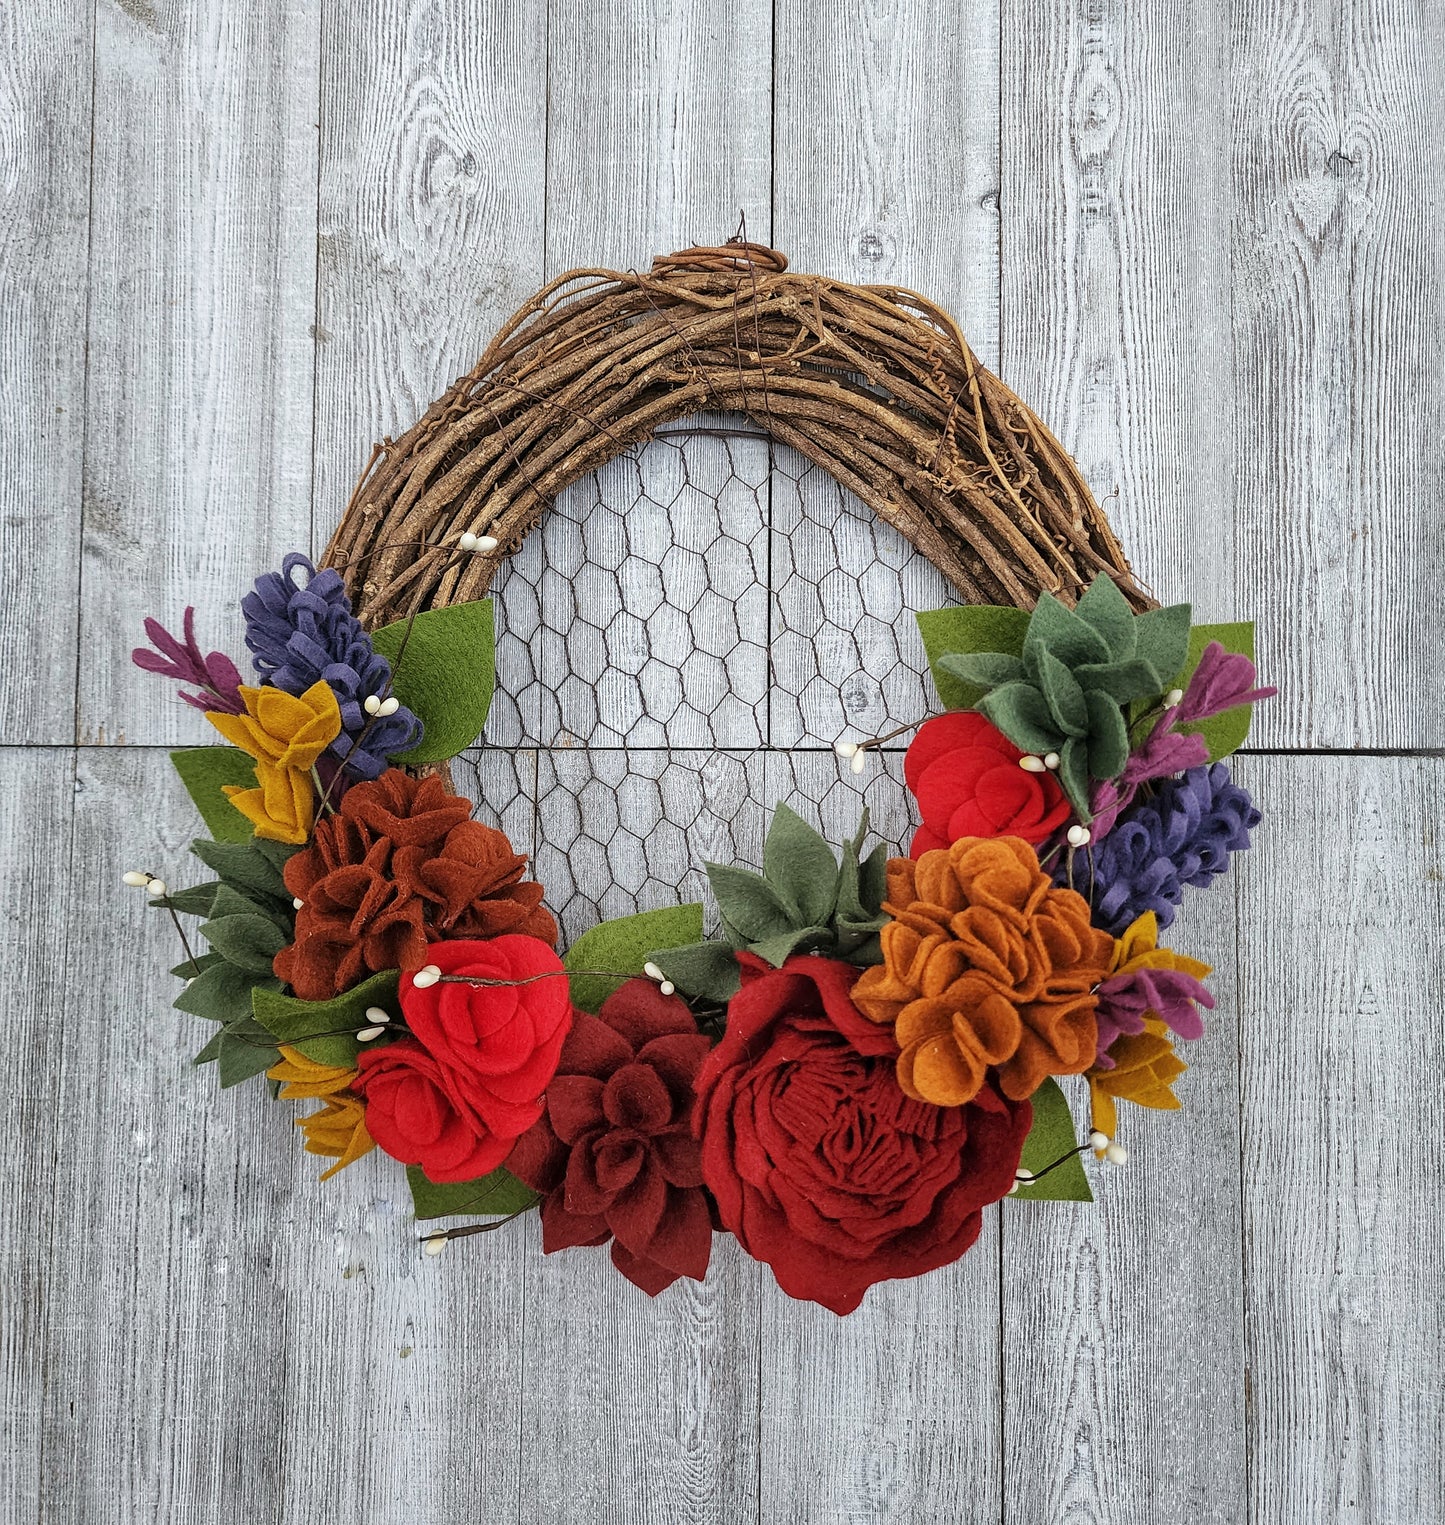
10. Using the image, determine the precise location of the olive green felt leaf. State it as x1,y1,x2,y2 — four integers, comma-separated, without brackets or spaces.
649,940,743,1003
916,605,1031,710
763,804,841,927
408,1165,539,1220
1011,1078,1093,1203
252,968,402,1067
562,903,705,1014
1172,621,1258,761
169,747,256,844
371,598,495,765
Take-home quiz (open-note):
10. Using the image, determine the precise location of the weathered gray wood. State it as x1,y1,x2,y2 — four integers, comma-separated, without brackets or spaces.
0,7,89,745
0,754,75,1520
769,0,998,750
314,0,550,748
1001,806,1247,1523
41,748,297,1523
1239,755,1445,1523
77,0,321,748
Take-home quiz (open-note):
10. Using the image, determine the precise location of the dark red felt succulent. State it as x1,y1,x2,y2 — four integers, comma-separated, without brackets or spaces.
506,978,714,1296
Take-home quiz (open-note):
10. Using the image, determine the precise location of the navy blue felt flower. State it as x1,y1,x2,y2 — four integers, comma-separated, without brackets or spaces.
241,553,422,779
1059,762,1261,935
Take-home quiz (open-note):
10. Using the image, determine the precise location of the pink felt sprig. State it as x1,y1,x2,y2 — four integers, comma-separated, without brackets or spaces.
132,607,245,714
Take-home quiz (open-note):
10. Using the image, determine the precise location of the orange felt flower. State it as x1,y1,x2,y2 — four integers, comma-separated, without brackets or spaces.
267,1045,375,1182
208,679,342,772
852,836,1113,1106
223,758,317,845
1087,1017,1187,1139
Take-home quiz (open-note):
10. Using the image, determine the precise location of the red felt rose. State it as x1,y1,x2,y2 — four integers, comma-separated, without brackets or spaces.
904,711,1071,855
350,1039,504,1183
355,934,574,1181
507,979,714,1296
692,954,1033,1315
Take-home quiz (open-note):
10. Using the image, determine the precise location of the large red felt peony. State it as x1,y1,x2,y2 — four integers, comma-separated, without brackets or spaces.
507,979,714,1295
905,711,1071,855
692,954,1032,1315
354,935,573,1181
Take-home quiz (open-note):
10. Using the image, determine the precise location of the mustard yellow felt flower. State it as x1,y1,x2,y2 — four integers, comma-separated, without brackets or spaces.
207,680,342,772
267,1045,374,1182
222,760,316,844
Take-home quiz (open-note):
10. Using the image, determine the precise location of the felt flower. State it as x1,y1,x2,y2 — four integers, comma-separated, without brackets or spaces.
132,606,244,713
207,679,343,773
1058,763,1261,935
692,955,1031,1315
267,1045,375,1181
354,936,574,1181
223,759,318,845
1092,912,1214,1067
904,711,1071,855
1176,641,1276,724
275,770,554,999
507,979,714,1296
1088,1017,1187,1137
242,553,422,779
852,837,1113,1106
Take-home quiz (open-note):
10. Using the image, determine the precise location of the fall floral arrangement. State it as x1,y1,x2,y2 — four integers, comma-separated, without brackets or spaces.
131,556,1271,1316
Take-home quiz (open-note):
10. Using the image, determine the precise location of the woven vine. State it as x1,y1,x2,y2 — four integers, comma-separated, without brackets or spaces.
322,241,1152,627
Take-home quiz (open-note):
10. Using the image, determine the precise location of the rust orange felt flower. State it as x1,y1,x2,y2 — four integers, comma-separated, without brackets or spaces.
267,1045,375,1181
852,836,1113,1107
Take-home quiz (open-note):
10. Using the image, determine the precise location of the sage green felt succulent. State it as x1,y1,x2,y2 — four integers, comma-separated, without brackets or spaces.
939,574,1191,820
651,805,888,1003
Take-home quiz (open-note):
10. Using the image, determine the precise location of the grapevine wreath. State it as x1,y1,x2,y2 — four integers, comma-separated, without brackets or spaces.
130,243,1272,1316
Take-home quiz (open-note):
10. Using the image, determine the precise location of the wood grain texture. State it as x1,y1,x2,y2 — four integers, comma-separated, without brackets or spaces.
1001,804,1247,1524
314,0,549,747
0,756,75,1521
769,0,998,749
77,0,321,748
1000,0,1235,623
1230,3,1445,748
0,6,89,744
1239,755,1445,1524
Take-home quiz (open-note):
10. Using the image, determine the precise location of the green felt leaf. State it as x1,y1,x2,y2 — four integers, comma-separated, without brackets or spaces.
171,951,223,979
1024,594,1112,671
1073,574,1137,661
650,940,742,1003
174,961,265,1024
370,599,495,765
1059,736,1092,819
1084,691,1130,780
977,682,1062,756
1074,657,1165,708
193,1030,223,1066
1173,621,1258,761
1132,603,1192,686
762,804,839,927
562,903,706,1014
857,842,888,914
212,1016,282,1088
201,912,285,975
1034,647,1089,738
937,651,1027,691
407,1165,539,1220
169,747,256,843
252,968,401,1067
750,925,833,967
1012,1078,1093,1203
152,881,221,918
832,922,883,964
916,605,1031,710
705,864,798,944
191,838,296,906
205,880,291,933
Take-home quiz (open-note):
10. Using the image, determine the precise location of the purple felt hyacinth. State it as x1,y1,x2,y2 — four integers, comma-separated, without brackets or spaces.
241,553,422,779
1092,963,1216,1069
1058,762,1261,936
132,607,245,714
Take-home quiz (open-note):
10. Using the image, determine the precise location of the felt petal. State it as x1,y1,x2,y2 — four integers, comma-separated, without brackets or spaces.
631,1184,712,1281
602,1064,673,1132
546,1075,607,1145
540,1190,611,1253
606,1156,669,1259
609,1238,681,1296
557,1009,635,1077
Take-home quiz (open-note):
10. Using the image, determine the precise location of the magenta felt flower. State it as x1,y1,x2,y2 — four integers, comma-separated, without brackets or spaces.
1177,641,1277,724
505,979,714,1296
132,607,244,713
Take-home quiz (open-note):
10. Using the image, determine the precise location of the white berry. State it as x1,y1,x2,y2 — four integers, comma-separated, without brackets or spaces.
1067,824,1091,848
1105,1141,1128,1166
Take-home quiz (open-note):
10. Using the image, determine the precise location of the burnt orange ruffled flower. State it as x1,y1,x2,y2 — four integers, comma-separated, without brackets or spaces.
267,1045,375,1181
852,836,1113,1106
275,770,556,1000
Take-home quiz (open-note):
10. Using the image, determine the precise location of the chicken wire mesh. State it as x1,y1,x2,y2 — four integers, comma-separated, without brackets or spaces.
455,418,955,944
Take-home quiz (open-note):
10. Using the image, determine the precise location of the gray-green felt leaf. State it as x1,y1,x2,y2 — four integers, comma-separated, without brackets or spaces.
650,941,743,1003
174,961,266,1024
978,682,1063,755
1131,603,1192,686
1072,574,1137,662
1084,690,1130,780
749,926,834,967
1034,646,1090,737
763,804,840,927
1073,657,1166,707
191,837,296,905
937,651,1027,692
201,912,285,975
704,863,799,943
213,1017,282,1088
1024,594,1112,670
1058,737,1092,819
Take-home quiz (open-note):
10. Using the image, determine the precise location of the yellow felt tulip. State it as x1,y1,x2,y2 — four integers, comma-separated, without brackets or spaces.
207,679,342,772
267,1046,374,1182
1088,1016,1187,1138
222,758,316,844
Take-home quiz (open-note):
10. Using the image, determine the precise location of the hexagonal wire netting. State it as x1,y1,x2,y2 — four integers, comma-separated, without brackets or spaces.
453,418,957,944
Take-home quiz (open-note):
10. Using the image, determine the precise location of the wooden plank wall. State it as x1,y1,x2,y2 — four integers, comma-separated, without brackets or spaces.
2,1,1442,1522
